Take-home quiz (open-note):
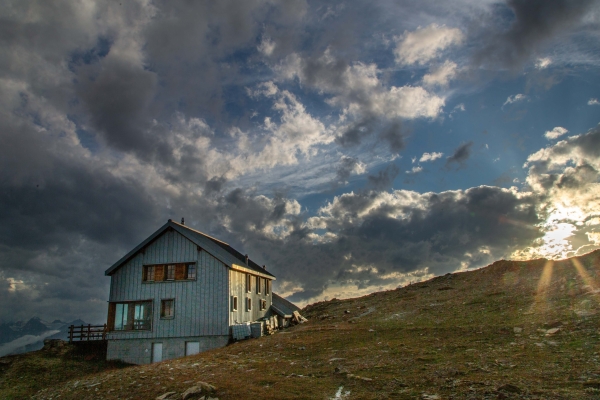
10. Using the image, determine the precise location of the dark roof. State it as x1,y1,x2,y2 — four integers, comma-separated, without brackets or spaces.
105,219,275,278
271,293,301,318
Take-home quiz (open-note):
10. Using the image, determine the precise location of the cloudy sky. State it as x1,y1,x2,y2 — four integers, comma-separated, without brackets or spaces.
1,0,600,323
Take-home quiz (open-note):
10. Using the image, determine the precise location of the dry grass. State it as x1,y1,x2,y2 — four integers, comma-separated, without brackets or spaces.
10,250,600,399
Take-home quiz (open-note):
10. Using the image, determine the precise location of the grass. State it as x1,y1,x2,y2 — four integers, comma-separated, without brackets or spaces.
4,249,600,399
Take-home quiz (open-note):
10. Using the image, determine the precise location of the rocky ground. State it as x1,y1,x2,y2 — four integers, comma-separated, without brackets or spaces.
4,250,600,399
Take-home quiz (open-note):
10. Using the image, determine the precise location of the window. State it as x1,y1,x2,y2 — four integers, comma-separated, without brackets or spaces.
143,263,196,282
260,299,267,310
111,301,152,331
247,297,252,311
166,264,175,280
256,276,261,294
232,296,238,311
266,279,270,295
246,274,252,293
161,299,174,318
143,265,155,282
186,264,196,280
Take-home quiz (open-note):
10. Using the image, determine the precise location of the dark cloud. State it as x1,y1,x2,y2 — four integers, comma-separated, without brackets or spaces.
378,120,406,153
446,141,474,168
77,58,159,157
367,163,400,191
237,185,542,302
473,0,598,69
335,156,362,185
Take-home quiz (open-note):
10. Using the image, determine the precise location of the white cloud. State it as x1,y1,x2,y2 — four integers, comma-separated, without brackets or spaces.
503,94,527,107
394,24,464,66
406,166,423,174
258,36,276,56
423,60,458,87
588,98,600,106
544,126,568,140
419,152,443,162
277,52,445,121
535,57,552,69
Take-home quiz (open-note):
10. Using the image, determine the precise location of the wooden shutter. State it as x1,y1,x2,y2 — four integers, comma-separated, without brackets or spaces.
107,303,116,331
175,264,185,280
154,265,164,281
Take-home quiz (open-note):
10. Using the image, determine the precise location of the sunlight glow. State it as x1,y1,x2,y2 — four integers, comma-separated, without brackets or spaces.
530,260,554,314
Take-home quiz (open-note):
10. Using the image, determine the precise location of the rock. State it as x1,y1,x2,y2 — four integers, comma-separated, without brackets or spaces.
298,346,306,350
181,386,203,400
344,310,350,314
545,327,561,335
421,394,440,399
156,392,177,400
196,381,216,393
497,384,521,393
513,327,522,333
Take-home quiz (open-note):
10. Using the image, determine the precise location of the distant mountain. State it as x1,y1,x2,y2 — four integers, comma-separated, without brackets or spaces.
0,317,90,357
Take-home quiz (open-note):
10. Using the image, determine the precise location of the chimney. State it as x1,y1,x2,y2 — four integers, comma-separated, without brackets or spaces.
181,217,185,225
263,265,266,270
245,254,249,265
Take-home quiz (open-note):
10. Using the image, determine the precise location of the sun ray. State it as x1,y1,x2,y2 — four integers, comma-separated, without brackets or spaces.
571,257,598,294
530,260,554,314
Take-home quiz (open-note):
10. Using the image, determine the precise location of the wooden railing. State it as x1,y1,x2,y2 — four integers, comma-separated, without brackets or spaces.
68,324,108,343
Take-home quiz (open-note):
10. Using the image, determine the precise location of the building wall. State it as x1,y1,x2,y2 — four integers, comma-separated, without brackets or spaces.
228,269,272,325
107,336,229,365
107,229,229,340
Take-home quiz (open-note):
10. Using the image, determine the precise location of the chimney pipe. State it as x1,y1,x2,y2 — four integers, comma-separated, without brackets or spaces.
263,265,266,270
245,254,249,265
181,217,185,225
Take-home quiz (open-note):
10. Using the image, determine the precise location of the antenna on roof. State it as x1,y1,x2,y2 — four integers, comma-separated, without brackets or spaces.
181,217,185,225
245,254,249,265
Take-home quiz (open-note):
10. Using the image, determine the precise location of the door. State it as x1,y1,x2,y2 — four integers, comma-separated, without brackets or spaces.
152,343,163,363
185,341,200,356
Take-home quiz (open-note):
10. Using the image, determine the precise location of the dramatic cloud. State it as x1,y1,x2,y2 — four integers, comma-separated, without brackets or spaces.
519,124,600,259
545,126,568,140
0,0,599,322
474,0,598,69
394,24,464,66
589,98,600,106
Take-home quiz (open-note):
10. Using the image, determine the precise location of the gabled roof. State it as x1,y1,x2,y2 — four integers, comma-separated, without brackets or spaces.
105,219,275,278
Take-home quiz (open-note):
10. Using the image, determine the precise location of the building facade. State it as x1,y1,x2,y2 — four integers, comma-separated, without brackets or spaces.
105,219,275,364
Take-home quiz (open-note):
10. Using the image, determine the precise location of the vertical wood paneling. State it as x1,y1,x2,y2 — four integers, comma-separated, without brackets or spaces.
108,229,240,340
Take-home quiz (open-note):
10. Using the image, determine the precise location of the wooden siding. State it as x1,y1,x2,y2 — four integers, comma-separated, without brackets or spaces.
107,229,228,340
228,269,272,325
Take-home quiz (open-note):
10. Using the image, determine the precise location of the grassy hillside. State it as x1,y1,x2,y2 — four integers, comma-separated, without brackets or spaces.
11,250,600,399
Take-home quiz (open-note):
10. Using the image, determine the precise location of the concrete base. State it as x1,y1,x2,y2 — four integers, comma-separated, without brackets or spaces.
106,335,229,365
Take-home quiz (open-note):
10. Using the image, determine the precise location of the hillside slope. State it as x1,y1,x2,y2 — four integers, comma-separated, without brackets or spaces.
24,250,600,399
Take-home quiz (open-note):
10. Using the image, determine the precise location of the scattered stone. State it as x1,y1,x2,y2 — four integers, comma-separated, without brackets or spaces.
347,373,372,381
513,327,523,333
545,328,561,336
421,394,440,399
156,392,177,400
298,346,306,350
344,310,350,314
196,381,217,393
181,383,215,400
497,384,521,393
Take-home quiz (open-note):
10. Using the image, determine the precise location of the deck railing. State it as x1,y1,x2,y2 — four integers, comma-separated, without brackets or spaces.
68,324,108,343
